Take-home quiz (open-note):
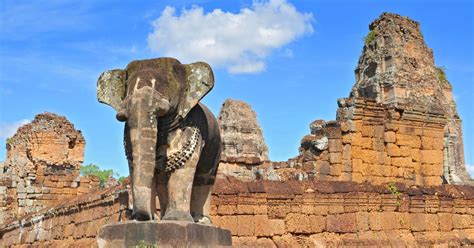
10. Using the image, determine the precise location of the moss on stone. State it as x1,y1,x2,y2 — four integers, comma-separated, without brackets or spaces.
364,30,376,45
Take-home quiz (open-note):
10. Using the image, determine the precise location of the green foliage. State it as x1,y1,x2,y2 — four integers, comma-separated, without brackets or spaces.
436,66,447,82
80,163,114,188
387,182,400,195
135,240,158,248
118,176,127,184
364,30,376,45
6,137,12,145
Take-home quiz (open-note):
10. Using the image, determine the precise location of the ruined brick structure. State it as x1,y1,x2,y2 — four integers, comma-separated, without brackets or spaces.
218,98,271,180
225,13,473,186
0,113,99,225
1,178,473,247
219,98,269,165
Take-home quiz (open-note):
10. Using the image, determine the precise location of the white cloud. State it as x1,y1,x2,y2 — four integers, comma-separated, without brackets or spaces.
467,163,474,178
147,0,313,74
0,120,30,139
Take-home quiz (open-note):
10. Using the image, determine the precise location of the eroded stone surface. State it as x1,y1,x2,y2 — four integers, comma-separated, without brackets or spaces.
97,221,232,247
0,113,99,225
98,58,222,223
218,99,269,165
1,178,473,247
350,12,471,184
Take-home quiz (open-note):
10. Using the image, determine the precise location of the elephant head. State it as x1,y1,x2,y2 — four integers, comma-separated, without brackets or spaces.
97,58,214,220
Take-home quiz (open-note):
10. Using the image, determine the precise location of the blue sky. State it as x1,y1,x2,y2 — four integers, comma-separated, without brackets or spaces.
0,0,473,177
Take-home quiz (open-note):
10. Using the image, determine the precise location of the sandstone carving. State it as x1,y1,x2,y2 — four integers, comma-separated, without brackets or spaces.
97,58,222,223
218,98,269,165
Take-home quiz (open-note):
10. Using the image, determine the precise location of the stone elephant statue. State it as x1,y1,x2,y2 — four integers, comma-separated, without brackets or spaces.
97,58,221,224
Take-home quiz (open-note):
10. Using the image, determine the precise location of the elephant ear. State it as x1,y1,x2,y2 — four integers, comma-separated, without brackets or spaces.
97,69,126,112
178,62,214,118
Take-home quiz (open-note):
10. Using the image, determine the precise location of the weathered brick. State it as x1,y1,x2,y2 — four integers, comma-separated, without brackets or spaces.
269,219,285,235
361,150,377,164
327,213,357,233
391,157,412,167
329,153,342,164
214,215,238,235
285,213,325,234
328,139,343,153
396,134,421,148
361,125,375,137
237,215,255,236
421,163,443,176
420,150,443,164
386,143,401,157
438,213,453,231
384,131,397,143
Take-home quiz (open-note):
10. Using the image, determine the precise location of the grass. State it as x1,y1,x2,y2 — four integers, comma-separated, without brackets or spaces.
387,182,400,195
364,30,376,45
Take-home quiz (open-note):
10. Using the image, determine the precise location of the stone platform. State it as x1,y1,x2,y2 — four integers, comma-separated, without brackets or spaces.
97,221,232,247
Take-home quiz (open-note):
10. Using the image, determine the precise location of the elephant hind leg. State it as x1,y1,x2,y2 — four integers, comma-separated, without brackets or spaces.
190,184,213,224
156,172,169,219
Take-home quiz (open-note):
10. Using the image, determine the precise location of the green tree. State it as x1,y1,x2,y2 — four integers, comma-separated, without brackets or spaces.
80,163,114,188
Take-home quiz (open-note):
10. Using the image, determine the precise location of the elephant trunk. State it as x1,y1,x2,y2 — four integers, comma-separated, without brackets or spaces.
126,88,170,221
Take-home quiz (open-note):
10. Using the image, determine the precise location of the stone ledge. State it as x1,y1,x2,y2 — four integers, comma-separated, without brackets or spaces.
97,221,232,247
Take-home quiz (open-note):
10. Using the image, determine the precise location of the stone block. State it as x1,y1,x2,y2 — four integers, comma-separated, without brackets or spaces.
213,216,238,235
384,131,396,143
361,125,375,137
420,150,443,164
329,163,342,176
361,137,373,149
422,129,444,138
269,219,285,235
237,204,254,215
421,163,443,176
452,214,471,229
328,139,343,153
327,213,357,233
391,157,412,167
410,149,421,162
386,143,401,157
268,205,290,219
217,204,237,215
438,213,453,231
361,150,376,164
97,221,232,247
285,213,325,234
398,126,422,136
396,134,421,148
356,212,369,231
399,146,411,157
254,215,272,237
380,212,400,230
237,215,255,236
409,213,426,232
329,152,342,164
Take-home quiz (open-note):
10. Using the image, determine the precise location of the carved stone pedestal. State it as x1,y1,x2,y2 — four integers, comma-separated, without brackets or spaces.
97,221,232,247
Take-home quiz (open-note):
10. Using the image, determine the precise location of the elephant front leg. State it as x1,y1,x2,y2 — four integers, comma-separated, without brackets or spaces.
162,130,203,222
